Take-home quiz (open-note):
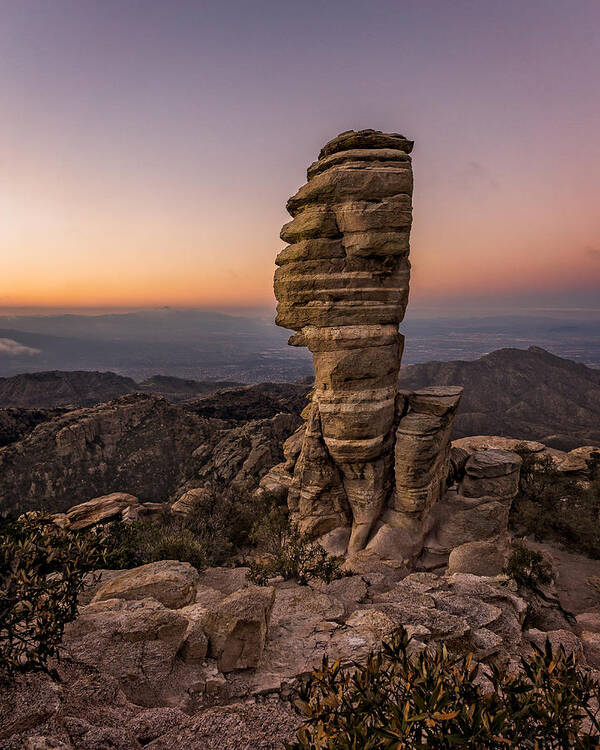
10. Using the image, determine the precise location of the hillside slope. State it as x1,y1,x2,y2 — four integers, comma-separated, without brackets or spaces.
398,346,600,449
0,370,243,408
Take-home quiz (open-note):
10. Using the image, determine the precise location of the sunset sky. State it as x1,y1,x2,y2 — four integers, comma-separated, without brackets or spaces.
1,0,599,315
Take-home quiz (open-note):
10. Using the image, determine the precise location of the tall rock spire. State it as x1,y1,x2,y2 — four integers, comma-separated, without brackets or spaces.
274,130,416,553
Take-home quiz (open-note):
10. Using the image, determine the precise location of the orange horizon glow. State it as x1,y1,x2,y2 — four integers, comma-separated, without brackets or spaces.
1,2,599,313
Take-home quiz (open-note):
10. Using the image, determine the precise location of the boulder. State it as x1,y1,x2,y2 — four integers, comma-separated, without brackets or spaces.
429,494,509,553
460,450,521,499
201,585,275,672
576,612,600,633
179,612,209,664
526,628,584,659
197,566,250,595
581,631,600,668
256,462,293,501
447,537,510,577
557,446,600,475
128,708,191,745
460,449,522,478
63,597,188,705
64,492,140,530
453,436,547,455
171,487,212,516
0,674,62,741
92,560,199,609
61,718,141,750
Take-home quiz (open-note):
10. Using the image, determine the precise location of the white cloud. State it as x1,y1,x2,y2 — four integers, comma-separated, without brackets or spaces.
0,338,40,356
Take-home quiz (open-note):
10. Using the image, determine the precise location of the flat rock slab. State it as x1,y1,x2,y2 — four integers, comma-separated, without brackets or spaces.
465,450,522,478
197,567,250,595
92,560,199,609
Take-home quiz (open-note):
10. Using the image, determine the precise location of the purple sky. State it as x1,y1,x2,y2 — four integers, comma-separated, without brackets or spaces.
1,0,599,314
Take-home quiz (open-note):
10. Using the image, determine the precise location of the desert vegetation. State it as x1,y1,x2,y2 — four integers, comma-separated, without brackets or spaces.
292,627,600,749
247,522,344,586
102,485,259,571
504,539,553,589
0,512,105,680
510,446,600,558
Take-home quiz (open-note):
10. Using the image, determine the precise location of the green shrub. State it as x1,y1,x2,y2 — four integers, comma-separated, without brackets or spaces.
102,519,144,569
291,627,600,749
249,502,289,556
511,445,600,558
181,485,255,565
140,526,206,570
504,539,553,589
248,523,343,586
102,517,206,571
0,513,106,681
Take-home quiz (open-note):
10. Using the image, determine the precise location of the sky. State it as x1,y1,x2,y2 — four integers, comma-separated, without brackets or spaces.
1,0,599,315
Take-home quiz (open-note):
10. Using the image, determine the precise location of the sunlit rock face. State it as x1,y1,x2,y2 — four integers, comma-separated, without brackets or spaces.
275,129,431,554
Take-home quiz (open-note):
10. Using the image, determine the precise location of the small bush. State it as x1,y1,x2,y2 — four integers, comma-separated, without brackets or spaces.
249,502,289,556
102,519,144,569
248,523,343,586
291,627,600,749
102,517,206,571
504,539,553,589
511,445,600,558
141,527,206,570
0,513,106,680
182,485,256,564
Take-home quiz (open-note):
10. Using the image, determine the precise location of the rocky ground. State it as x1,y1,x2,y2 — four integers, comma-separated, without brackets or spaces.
3,545,600,750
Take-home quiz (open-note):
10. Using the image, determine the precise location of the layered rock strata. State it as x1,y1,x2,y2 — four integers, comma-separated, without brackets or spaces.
274,130,462,556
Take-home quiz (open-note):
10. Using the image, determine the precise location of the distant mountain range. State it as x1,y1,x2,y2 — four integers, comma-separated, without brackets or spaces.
1,346,598,452
0,370,242,409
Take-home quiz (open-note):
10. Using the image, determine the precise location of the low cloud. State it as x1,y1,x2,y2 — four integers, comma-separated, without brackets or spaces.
585,246,600,260
0,338,41,356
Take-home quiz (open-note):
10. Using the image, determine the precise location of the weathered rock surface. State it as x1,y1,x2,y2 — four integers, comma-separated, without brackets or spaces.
63,492,140,530
171,487,212,516
201,585,276,672
0,394,301,517
0,407,66,448
384,387,462,559
460,449,521,499
0,557,563,749
63,597,189,705
92,560,199,609
192,412,300,489
275,130,416,554
272,130,467,559
0,674,62,741
0,395,214,515
447,536,510,577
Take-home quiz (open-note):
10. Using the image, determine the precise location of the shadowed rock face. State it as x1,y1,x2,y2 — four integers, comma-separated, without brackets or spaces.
274,130,461,556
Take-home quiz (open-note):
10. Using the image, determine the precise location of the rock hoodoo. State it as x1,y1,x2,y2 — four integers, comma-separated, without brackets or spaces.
274,129,463,557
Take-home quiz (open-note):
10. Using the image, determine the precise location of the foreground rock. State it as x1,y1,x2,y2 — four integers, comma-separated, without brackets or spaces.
202,586,276,672
92,560,200,609
10,550,600,748
63,597,189,706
